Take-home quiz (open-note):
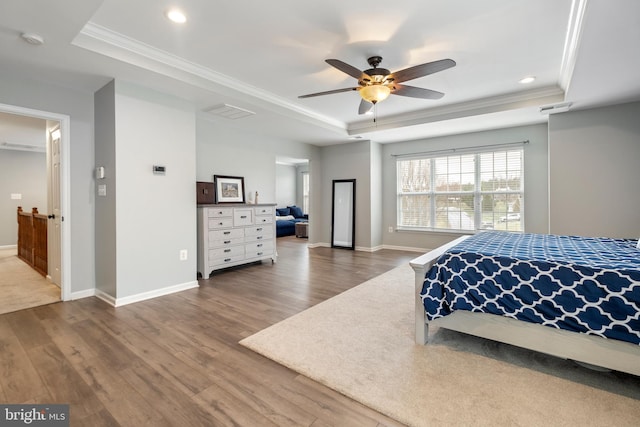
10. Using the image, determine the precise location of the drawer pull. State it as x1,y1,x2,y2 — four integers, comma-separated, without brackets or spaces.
261,219,267,222
240,215,247,219
257,236,263,240
224,249,231,253
257,252,263,256
224,258,231,262
256,227,262,231
224,231,231,235
224,240,231,244
218,211,223,215
219,222,224,225
257,243,263,247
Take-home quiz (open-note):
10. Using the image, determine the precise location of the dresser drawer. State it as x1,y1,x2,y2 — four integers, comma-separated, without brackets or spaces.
246,241,274,259
207,207,232,218
209,245,244,262
209,228,244,242
254,206,273,215
208,217,233,229
255,215,273,225
234,208,254,226
209,237,244,248
245,225,273,237
245,233,272,243
211,254,246,267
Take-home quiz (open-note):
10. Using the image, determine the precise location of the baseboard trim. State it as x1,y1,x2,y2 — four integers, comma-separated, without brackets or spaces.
0,244,17,250
307,242,427,253
380,244,428,253
96,280,199,308
71,288,96,300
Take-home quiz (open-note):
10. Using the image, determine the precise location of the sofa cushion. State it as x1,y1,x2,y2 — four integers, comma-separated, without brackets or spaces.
276,207,291,216
288,205,304,218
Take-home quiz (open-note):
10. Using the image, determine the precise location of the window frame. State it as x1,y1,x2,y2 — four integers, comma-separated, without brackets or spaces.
396,148,524,233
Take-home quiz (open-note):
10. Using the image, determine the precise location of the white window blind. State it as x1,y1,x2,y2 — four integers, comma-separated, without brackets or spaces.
302,172,310,214
397,147,524,232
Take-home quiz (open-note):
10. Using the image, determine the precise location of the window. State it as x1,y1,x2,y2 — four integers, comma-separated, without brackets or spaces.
397,148,523,232
302,172,310,214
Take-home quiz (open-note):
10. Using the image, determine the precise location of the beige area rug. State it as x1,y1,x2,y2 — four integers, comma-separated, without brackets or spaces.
241,264,640,427
0,247,61,315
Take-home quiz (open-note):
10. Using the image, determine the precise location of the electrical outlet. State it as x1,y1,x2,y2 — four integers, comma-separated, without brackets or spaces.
179,249,188,261
388,226,394,233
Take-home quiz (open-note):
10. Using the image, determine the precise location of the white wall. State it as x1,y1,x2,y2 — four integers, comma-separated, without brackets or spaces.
548,101,640,238
379,124,549,251
0,150,47,246
0,72,96,295
275,164,296,207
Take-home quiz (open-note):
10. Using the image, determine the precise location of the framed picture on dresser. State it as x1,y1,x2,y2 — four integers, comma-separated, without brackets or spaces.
214,175,245,203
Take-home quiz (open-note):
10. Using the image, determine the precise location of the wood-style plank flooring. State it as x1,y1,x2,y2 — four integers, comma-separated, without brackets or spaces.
0,237,418,426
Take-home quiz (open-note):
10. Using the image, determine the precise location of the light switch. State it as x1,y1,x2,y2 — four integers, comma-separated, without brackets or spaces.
98,184,107,196
11,193,22,200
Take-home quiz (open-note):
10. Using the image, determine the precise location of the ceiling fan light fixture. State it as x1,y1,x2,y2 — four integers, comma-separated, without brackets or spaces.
360,84,391,104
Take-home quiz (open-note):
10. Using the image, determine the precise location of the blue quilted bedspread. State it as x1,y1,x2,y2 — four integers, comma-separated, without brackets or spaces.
421,231,640,345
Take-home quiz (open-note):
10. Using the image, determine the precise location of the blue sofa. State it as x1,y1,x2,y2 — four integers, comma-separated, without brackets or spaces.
276,206,308,237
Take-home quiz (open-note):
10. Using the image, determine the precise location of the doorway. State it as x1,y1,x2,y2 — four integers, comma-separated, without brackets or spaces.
0,102,71,309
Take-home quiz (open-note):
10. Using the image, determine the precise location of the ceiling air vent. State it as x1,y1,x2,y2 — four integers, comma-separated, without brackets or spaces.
539,102,572,115
205,104,255,120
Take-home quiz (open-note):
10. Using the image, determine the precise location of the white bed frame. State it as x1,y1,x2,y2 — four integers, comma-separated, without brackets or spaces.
410,236,640,377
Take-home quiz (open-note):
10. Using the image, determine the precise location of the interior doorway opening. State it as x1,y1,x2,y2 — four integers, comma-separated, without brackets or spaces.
0,103,71,308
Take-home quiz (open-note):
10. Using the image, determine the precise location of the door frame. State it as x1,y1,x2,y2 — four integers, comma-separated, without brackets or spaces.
0,102,71,301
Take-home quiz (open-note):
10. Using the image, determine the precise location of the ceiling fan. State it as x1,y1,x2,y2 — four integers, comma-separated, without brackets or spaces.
299,56,456,114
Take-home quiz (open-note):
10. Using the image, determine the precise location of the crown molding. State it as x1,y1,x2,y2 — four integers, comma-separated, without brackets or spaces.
348,86,564,135
72,22,346,132
559,0,588,92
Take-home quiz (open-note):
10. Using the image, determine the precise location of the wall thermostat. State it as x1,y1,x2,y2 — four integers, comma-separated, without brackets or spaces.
153,165,166,175
95,166,105,179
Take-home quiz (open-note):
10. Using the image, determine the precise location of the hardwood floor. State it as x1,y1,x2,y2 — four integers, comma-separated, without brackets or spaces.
0,237,418,426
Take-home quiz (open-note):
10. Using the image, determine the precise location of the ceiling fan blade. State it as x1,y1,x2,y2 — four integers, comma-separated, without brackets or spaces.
389,58,456,83
358,99,373,115
298,87,359,99
326,59,365,79
392,84,444,100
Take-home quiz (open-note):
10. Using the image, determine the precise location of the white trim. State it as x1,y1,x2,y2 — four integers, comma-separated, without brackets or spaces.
0,103,71,302
96,281,199,308
73,23,346,133
559,0,588,92
71,288,97,300
380,244,428,253
0,244,17,250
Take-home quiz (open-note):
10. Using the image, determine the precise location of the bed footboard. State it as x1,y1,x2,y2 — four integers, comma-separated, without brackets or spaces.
409,236,470,344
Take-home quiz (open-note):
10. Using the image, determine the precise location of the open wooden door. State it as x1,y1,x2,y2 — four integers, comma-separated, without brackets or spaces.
47,124,61,287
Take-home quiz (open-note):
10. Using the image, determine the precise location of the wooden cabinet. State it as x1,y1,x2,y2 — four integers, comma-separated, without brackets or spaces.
197,204,276,278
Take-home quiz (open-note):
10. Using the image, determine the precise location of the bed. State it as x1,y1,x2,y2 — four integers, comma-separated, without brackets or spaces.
410,231,640,376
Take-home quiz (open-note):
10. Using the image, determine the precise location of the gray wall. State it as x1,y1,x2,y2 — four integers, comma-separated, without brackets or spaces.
379,123,549,251
0,71,96,295
0,150,47,246
196,116,320,239
94,81,117,297
318,141,373,249
548,101,640,238
112,82,197,299
275,163,296,208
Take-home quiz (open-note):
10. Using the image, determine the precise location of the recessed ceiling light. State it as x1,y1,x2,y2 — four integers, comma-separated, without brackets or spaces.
166,9,187,24
519,76,536,84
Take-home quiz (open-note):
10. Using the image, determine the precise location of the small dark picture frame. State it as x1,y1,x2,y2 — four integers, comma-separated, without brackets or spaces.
213,175,246,204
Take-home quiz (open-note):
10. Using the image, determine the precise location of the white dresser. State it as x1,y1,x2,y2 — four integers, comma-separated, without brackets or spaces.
197,203,277,278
